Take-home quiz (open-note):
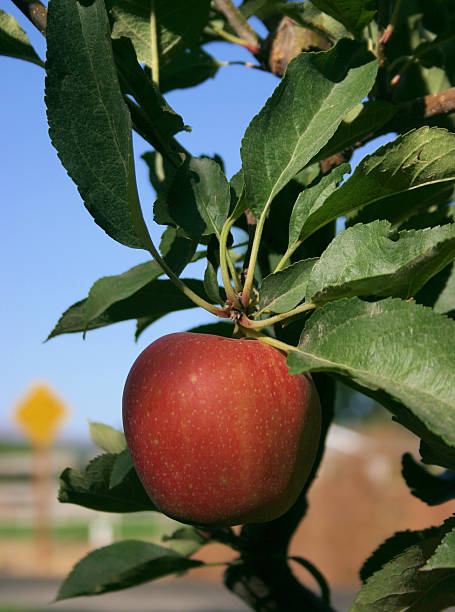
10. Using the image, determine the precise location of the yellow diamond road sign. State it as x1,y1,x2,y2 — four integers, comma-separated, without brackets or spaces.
15,383,68,447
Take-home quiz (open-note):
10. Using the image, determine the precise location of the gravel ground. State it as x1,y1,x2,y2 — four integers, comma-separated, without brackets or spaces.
0,576,357,612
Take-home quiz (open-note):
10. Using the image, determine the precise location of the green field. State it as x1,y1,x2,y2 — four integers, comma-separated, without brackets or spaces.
0,606,42,612
0,514,169,542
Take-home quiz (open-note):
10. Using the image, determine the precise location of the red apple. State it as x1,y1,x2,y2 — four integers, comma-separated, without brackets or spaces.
122,332,321,526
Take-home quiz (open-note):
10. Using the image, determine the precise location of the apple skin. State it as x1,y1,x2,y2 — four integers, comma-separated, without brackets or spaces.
122,332,321,527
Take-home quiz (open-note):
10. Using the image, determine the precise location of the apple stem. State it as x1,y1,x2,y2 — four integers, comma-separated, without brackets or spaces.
240,328,299,355
241,302,316,330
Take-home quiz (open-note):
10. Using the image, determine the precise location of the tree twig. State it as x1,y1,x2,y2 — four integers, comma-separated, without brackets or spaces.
387,87,455,134
213,0,260,54
11,0,47,35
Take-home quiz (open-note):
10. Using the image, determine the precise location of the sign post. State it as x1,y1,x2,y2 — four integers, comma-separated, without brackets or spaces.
14,383,68,569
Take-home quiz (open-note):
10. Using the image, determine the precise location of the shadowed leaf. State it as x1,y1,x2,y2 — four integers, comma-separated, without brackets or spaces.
57,540,203,600
0,9,43,66
401,453,455,506
46,0,150,249
58,453,155,513
107,0,210,67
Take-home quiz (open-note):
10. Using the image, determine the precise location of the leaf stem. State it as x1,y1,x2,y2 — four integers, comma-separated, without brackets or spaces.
220,60,266,72
219,217,239,305
241,208,267,307
274,241,302,274
241,302,316,330
150,0,160,88
387,0,403,38
144,234,228,318
210,24,258,51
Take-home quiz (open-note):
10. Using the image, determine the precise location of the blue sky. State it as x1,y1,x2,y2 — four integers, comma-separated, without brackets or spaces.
1,5,390,442
1,6,281,441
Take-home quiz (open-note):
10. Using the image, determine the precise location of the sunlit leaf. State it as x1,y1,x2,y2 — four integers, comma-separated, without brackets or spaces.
321,127,455,234
288,298,455,456
241,39,377,218
306,220,455,303
258,259,318,314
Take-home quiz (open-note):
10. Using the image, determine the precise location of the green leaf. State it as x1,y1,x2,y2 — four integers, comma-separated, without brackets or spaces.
45,0,149,249
87,421,126,454
424,527,455,571
109,449,134,489
240,39,377,219
402,453,455,506
282,1,351,42
229,169,244,205
162,527,206,557
164,157,231,238
399,198,455,233
323,127,455,231
203,261,222,305
228,170,249,221
56,540,203,600
142,151,177,200
112,37,188,165
349,182,455,228
433,262,455,316
160,48,220,93
352,520,455,611
306,220,455,304
58,453,155,513
108,0,211,67
258,259,318,314
159,227,197,276
134,319,235,344
315,101,396,162
287,298,455,455
310,0,376,37
82,261,163,334
288,164,350,249
240,0,288,21
185,322,234,338
0,10,44,66
134,317,161,342
48,277,210,339
359,527,440,583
